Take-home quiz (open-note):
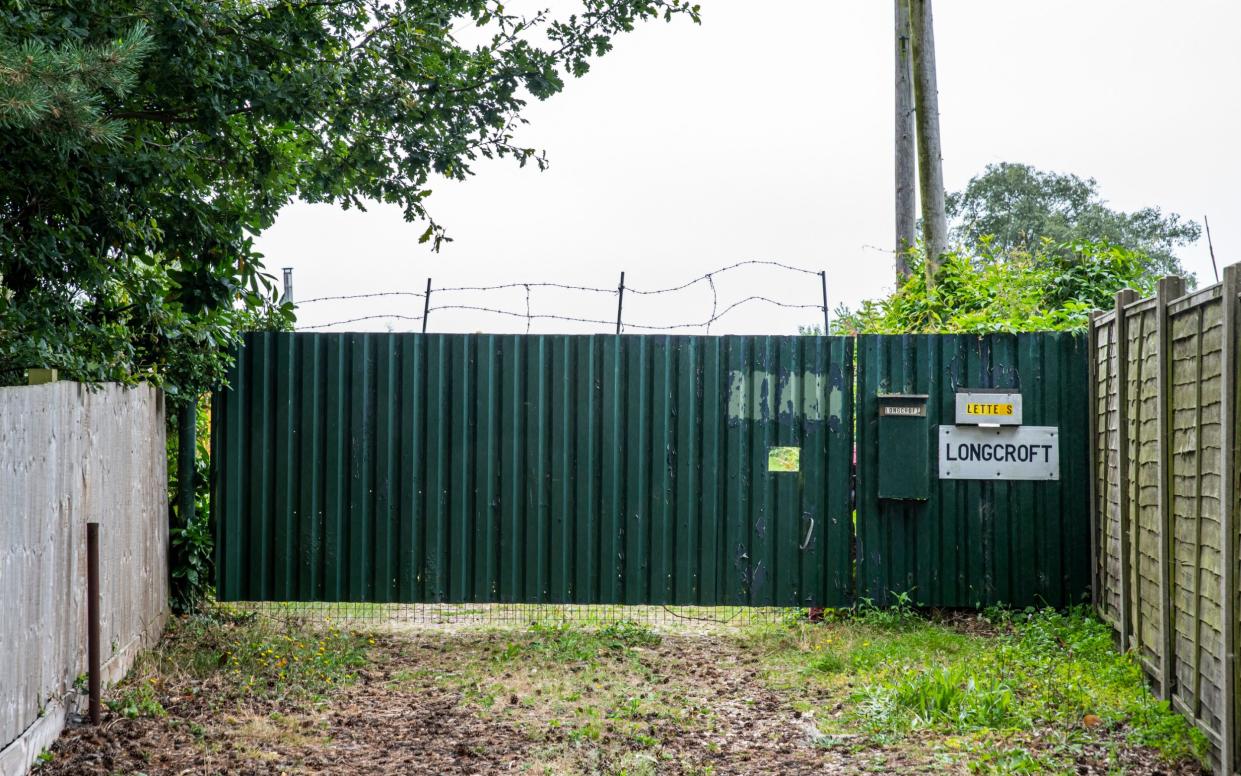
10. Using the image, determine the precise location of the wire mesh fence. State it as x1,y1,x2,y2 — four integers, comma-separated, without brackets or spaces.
218,601,806,634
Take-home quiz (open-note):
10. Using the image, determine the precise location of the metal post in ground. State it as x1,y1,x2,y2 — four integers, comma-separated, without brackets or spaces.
87,521,101,725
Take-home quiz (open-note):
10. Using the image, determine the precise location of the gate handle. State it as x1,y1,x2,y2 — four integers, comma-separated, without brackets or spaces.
799,515,815,550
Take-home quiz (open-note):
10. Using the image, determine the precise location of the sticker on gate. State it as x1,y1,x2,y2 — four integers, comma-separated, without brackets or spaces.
768,447,800,473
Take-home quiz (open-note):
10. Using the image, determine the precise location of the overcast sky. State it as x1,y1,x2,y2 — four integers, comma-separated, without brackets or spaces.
257,0,1241,336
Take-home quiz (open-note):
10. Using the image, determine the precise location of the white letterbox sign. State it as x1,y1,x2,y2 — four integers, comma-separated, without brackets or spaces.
938,425,1059,480
954,391,1023,425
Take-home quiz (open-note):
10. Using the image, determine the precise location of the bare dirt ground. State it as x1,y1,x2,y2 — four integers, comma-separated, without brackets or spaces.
38,612,1206,775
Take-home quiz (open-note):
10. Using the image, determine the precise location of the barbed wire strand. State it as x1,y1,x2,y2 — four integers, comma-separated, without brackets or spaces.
625,259,820,295
705,273,717,335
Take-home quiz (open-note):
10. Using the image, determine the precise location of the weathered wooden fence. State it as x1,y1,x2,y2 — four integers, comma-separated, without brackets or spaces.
1091,264,1240,774
0,383,169,776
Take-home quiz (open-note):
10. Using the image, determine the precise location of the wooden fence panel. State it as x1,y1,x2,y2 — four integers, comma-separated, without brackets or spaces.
1168,291,1226,744
1093,264,1240,775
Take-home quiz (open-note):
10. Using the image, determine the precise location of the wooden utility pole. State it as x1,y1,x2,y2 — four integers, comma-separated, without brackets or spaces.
894,0,916,282
908,0,948,283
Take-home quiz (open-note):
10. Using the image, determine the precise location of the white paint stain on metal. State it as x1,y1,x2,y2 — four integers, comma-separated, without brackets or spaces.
727,370,836,421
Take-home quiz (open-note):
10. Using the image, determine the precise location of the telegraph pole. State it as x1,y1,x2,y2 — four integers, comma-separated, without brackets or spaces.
908,0,948,283
894,0,916,281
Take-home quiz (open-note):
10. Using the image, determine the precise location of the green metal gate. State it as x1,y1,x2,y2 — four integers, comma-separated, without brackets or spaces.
212,332,855,606
855,333,1091,609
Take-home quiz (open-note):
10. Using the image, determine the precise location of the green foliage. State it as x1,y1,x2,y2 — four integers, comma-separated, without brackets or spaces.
1,0,698,396
167,393,212,611
835,240,1156,334
0,22,153,149
947,162,1199,280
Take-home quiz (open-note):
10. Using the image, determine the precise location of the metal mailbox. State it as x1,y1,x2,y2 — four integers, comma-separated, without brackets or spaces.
877,394,930,501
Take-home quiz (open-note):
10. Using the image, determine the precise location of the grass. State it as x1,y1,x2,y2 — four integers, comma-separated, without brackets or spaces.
45,603,1207,775
747,603,1209,773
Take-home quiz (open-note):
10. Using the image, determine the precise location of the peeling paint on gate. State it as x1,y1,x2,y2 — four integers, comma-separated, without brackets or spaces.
726,368,845,425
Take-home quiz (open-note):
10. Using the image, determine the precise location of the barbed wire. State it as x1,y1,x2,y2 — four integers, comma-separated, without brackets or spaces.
296,259,819,305
300,295,822,332
299,314,425,329
296,259,828,333
299,291,427,304
625,259,820,295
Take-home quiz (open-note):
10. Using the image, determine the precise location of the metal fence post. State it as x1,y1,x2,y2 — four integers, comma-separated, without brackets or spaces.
87,521,101,725
615,272,625,335
422,278,432,334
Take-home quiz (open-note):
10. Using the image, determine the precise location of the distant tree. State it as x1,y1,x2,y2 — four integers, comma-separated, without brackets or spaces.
946,163,1200,280
0,0,699,396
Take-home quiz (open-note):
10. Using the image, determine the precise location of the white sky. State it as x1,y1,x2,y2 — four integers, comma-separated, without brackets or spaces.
257,0,1241,336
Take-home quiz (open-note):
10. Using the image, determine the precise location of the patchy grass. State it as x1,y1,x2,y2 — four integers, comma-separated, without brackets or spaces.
747,604,1208,773
37,605,1206,775
148,606,372,703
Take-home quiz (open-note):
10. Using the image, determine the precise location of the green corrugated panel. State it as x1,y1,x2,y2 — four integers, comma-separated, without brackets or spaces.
855,333,1091,609
214,332,854,606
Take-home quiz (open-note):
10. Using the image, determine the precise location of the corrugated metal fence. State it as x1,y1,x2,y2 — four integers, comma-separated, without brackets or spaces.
856,333,1092,608
1090,266,1240,774
213,333,855,607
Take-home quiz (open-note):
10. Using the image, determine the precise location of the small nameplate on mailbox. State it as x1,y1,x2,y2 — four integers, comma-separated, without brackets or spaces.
880,404,926,417
955,391,1022,425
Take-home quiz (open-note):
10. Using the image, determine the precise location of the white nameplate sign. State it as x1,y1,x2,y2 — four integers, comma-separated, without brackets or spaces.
938,425,1058,480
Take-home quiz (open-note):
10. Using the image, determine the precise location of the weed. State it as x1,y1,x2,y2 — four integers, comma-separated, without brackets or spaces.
105,680,166,719
968,746,1048,774
599,620,661,648
810,649,845,674
851,590,920,628
498,621,659,665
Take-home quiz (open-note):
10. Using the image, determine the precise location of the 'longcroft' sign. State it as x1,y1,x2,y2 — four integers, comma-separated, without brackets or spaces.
938,425,1059,480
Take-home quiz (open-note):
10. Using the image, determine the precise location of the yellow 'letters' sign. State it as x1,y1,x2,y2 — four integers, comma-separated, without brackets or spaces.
965,403,1014,416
